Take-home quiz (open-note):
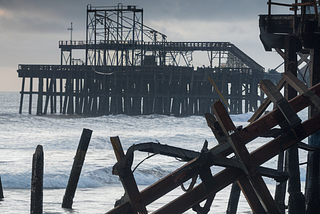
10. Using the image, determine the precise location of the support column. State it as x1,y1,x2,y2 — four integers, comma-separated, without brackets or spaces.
37,75,43,115
29,76,33,114
306,47,320,214
284,36,305,214
19,75,25,114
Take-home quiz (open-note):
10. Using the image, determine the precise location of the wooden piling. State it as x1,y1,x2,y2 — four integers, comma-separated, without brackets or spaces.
30,145,44,214
18,64,263,116
36,76,43,115
110,136,147,214
62,128,92,209
306,48,320,213
19,75,25,114
275,149,287,214
305,149,320,214
29,76,33,114
0,176,4,199
285,36,305,214
226,182,241,214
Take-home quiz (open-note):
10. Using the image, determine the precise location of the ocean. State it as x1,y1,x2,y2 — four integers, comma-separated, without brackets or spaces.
0,92,308,213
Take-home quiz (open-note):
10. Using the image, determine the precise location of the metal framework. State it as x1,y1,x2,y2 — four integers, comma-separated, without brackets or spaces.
60,4,263,70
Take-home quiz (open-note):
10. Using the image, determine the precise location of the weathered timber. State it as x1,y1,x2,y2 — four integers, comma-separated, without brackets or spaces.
207,76,228,107
107,81,320,213
36,75,43,115
306,46,320,214
283,72,320,112
29,76,33,114
284,35,305,214
260,79,301,129
275,145,286,214
205,112,266,213
150,106,319,214
62,128,92,209
212,101,280,213
260,3,320,212
305,148,320,214
0,176,4,199
226,182,241,214
260,77,305,213
31,145,43,214
110,136,147,214
248,77,285,123
18,61,263,117
19,75,25,114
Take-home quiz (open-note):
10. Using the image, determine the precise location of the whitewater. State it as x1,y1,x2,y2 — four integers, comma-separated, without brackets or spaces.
0,92,308,213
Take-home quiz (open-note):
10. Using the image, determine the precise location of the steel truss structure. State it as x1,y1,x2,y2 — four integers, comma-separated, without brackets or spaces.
60,4,263,70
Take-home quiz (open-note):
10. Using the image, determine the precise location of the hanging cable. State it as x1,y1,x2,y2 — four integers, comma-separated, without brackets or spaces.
132,153,157,173
91,67,114,75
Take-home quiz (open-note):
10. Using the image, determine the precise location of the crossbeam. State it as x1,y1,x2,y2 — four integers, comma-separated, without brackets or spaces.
152,105,318,214
106,81,320,214
212,101,281,213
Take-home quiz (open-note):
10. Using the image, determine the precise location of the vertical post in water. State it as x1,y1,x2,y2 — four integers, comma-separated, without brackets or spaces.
19,75,25,114
30,145,43,214
285,36,305,213
62,128,92,209
37,75,43,115
226,182,241,214
306,46,320,214
29,76,33,114
0,176,4,199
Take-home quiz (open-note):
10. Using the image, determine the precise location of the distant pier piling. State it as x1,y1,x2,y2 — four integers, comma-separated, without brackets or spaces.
62,128,92,209
30,145,44,214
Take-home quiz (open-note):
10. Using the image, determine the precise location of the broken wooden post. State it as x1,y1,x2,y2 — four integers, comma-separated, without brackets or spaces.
31,145,43,214
62,128,92,209
111,136,147,214
205,112,265,213
226,182,241,214
0,176,4,199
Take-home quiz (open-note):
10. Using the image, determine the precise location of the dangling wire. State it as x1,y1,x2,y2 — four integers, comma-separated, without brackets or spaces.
91,67,114,75
132,153,157,173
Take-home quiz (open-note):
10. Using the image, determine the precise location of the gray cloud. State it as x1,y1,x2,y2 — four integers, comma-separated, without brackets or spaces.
0,0,295,35
0,0,293,91
0,0,285,33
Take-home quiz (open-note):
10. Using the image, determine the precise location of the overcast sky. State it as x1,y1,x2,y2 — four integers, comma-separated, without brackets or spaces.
0,0,293,92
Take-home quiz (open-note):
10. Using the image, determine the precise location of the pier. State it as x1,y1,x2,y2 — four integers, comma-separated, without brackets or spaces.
17,4,268,116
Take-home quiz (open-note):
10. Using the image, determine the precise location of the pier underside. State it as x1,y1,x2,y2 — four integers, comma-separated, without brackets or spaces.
18,64,262,116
